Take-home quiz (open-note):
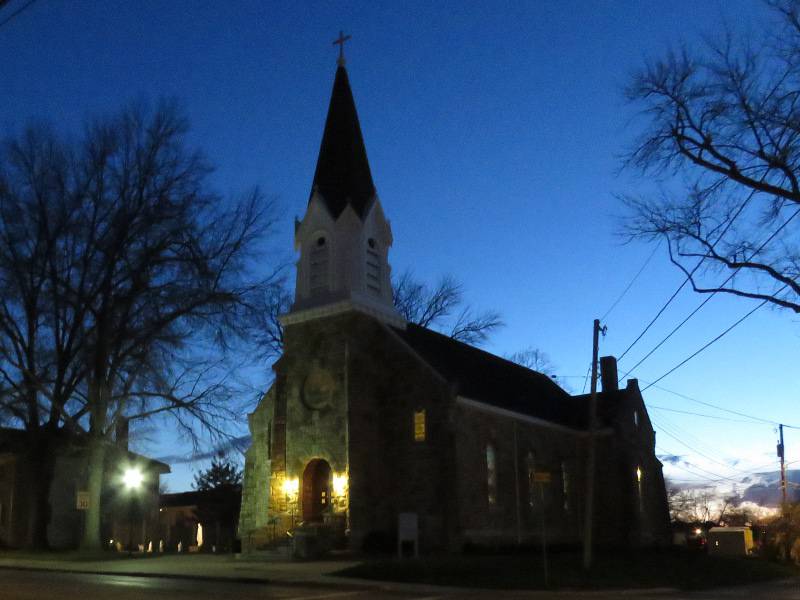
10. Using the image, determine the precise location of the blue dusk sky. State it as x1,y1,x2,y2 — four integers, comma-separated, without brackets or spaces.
2,0,797,495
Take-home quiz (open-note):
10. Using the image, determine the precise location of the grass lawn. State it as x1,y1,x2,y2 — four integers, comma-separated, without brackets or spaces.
334,549,799,590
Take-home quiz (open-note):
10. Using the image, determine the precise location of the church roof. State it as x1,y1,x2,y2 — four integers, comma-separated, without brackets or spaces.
392,324,589,430
311,65,376,220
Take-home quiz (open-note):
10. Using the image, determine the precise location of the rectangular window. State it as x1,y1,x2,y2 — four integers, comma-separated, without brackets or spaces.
310,246,329,294
413,410,426,442
366,249,381,293
526,452,536,509
561,461,570,512
486,444,497,505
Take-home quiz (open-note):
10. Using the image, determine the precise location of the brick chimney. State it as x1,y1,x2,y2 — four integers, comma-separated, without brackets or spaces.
600,356,619,392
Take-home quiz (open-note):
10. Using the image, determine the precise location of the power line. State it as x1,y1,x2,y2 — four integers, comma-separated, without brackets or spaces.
640,287,787,392
640,379,797,427
653,417,757,476
600,242,660,321
647,403,766,424
561,374,799,429
656,443,763,484
619,207,800,381
580,363,591,393
0,0,36,30
662,456,800,485
617,189,757,362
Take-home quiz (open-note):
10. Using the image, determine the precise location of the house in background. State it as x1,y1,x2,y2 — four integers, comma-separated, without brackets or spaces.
0,427,169,549
238,58,671,553
159,486,242,553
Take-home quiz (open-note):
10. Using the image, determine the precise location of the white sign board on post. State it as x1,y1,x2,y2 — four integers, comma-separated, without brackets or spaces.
76,491,90,510
397,512,419,558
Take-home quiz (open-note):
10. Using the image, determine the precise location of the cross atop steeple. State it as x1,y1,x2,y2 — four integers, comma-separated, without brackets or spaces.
333,30,351,66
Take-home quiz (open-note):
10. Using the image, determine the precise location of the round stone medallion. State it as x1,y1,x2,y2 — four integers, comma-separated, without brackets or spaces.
300,367,336,410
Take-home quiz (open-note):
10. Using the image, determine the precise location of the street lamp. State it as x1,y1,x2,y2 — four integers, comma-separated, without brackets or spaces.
123,467,144,490
122,466,144,554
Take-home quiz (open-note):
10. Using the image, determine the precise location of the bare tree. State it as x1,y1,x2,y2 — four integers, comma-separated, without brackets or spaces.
666,482,716,524
623,1,800,313
505,347,555,376
392,270,503,345
0,102,275,549
247,281,292,362
250,270,505,360
0,126,95,547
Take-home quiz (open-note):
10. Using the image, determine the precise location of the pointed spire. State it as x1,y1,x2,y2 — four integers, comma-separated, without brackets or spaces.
310,57,376,220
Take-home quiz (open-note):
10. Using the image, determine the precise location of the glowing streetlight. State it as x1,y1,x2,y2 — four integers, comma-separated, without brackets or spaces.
121,466,144,554
123,467,144,490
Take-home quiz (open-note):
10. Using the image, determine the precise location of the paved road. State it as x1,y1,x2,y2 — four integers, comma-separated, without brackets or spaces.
0,569,431,600
2,568,799,600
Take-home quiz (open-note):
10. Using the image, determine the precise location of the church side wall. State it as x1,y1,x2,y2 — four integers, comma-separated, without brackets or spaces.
600,385,672,546
346,322,456,553
451,402,585,549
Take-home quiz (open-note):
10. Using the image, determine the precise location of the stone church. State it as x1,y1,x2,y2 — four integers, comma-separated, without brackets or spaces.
238,55,670,553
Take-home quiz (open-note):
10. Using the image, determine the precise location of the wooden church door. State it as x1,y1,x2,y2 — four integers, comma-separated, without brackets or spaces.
302,459,332,522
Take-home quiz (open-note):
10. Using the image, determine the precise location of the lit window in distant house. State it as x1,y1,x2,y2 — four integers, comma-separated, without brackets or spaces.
486,443,497,505
414,410,426,442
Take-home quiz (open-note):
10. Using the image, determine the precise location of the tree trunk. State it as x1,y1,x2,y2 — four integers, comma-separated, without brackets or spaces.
80,436,106,551
23,435,56,550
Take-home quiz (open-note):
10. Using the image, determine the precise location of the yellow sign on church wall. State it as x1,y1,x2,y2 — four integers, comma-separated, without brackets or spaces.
414,410,426,442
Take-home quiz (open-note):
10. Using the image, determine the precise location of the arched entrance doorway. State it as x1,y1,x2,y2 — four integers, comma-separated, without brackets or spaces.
301,459,331,522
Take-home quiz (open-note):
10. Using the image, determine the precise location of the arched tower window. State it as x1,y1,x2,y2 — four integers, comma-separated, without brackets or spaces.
310,235,329,295
366,237,381,294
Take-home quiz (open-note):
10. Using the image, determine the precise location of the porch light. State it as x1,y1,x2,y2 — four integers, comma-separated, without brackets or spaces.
332,473,348,497
282,477,299,499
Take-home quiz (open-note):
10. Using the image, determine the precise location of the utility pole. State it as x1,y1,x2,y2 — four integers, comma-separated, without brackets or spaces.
582,319,602,570
778,424,787,512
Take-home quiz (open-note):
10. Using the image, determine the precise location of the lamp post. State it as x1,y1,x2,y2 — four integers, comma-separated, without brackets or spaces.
122,466,144,556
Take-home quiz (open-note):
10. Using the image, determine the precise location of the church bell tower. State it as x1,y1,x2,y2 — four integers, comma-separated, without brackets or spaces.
283,48,403,327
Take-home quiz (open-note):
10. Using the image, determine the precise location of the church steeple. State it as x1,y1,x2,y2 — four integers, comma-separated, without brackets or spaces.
310,65,376,220
284,49,403,327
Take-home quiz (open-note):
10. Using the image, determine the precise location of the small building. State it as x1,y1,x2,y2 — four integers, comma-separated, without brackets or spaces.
708,527,754,557
0,427,169,549
238,57,671,553
160,487,241,552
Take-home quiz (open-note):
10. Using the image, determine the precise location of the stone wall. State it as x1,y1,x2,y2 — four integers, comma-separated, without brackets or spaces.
451,400,585,548
238,388,273,548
